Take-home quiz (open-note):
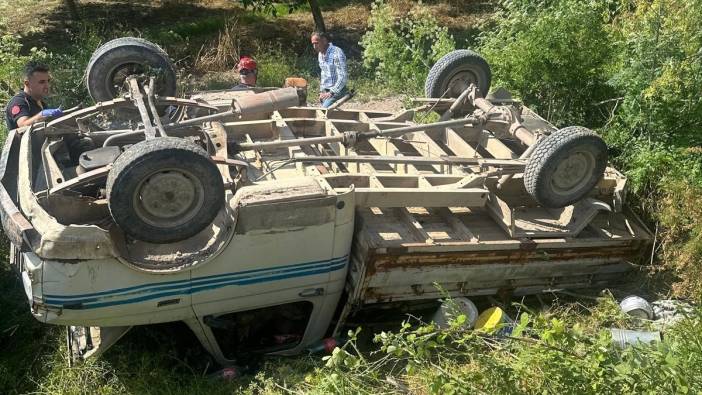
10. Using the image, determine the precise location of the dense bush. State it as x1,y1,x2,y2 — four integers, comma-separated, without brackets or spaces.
608,0,702,147
0,33,28,102
290,297,702,394
360,0,455,95
478,0,617,127
604,0,702,298
475,0,702,299
0,26,100,135
604,0,702,182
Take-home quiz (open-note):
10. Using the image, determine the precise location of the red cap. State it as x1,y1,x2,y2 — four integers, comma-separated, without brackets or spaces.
237,56,257,71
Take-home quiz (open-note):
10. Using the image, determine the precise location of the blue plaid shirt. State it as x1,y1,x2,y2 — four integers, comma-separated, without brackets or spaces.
318,43,347,94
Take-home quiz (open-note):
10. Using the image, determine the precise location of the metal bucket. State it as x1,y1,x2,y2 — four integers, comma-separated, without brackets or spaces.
610,328,661,348
620,296,654,319
432,297,479,329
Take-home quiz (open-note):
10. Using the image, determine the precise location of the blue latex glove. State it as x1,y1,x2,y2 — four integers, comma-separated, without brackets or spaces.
41,108,63,118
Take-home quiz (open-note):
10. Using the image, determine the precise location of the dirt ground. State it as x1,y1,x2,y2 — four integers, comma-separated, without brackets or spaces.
4,0,494,59
346,96,405,112
2,0,492,114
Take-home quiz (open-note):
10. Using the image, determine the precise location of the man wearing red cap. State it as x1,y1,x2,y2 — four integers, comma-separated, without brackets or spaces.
233,56,258,90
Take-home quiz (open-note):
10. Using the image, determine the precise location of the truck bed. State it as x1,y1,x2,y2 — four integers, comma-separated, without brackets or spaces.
349,206,649,303
216,101,652,310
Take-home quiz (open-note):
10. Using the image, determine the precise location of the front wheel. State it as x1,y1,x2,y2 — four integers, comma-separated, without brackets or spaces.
106,138,224,244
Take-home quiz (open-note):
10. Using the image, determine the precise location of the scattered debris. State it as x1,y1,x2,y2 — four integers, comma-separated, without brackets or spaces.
619,295,654,319
610,328,661,348
475,307,513,336
208,366,240,381
306,337,346,354
651,299,695,329
432,297,479,329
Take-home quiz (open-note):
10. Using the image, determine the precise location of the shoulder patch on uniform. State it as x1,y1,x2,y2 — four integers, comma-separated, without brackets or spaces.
11,105,20,116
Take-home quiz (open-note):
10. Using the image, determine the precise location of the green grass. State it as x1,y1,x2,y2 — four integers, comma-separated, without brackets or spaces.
3,277,702,394
0,238,60,394
0,256,318,394
158,16,230,39
186,46,391,104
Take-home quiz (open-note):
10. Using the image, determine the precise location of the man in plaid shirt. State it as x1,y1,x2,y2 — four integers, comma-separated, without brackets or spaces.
311,31,348,108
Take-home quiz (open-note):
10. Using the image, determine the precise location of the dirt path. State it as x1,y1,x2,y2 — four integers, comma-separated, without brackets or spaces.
345,97,405,112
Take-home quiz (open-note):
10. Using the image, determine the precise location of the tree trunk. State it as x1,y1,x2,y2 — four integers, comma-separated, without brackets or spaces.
64,0,80,20
308,0,326,33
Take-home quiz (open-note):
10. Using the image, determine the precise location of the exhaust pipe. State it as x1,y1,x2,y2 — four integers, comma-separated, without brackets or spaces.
232,87,301,116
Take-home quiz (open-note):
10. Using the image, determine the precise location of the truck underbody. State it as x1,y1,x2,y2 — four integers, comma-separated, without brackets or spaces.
0,41,652,365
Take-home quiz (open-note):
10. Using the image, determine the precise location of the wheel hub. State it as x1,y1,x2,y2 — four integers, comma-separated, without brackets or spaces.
551,152,594,195
109,63,146,97
446,70,478,96
134,169,205,228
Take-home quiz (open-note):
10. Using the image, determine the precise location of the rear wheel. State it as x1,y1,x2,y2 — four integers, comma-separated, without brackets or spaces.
86,37,177,102
425,49,492,98
106,138,224,244
523,126,608,208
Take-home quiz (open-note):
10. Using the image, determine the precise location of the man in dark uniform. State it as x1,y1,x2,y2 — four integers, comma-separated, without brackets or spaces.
5,61,63,132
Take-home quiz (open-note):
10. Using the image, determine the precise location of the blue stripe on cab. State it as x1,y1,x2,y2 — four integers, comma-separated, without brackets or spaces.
44,256,348,310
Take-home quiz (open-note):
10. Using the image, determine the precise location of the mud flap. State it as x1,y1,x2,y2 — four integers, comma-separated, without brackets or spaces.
67,325,132,366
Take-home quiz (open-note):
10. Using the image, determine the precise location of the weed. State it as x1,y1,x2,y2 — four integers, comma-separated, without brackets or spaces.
361,0,456,96
254,46,299,88
478,0,617,127
313,295,702,394
194,19,241,73
603,0,702,299
0,28,45,117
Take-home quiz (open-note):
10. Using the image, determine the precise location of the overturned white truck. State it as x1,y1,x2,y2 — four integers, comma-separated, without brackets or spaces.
1,38,651,365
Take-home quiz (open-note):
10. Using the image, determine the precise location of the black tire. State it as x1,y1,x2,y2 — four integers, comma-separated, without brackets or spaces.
106,137,224,244
425,49,492,98
524,126,608,208
86,37,177,102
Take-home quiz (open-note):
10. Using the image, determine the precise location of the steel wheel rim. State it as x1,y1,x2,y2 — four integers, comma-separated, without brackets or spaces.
132,167,205,229
550,150,596,197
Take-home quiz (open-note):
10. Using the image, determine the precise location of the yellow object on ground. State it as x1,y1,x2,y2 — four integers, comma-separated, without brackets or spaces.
475,307,508,332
